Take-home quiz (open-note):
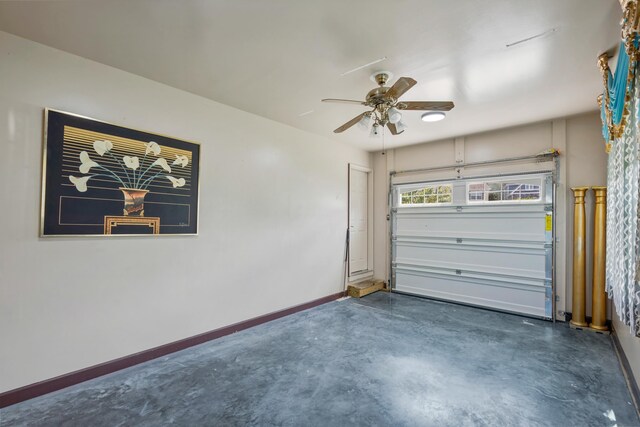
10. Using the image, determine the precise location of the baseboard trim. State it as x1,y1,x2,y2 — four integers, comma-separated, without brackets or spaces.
611,325,640,420
0,290,346,408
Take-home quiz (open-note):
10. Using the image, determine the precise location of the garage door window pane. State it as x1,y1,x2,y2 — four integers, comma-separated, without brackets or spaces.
400,184,453,206
467,178,541,203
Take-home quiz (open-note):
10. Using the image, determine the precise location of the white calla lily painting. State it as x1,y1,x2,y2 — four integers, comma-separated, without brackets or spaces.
41,110,200,236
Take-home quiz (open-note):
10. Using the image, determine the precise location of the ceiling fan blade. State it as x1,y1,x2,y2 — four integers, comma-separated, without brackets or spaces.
400,101,455,111
387,123,404,135
384,77,417,100
334,112,367,133
322,98,366,105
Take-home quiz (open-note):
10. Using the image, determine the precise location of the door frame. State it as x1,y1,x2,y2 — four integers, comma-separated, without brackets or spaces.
348,163,374,282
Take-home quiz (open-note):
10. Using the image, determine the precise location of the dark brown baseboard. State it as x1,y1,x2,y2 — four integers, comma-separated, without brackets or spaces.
0,290,346,408
611,326,640,420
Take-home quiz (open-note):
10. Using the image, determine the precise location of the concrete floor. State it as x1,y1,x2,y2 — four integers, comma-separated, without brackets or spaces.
1,292,638,426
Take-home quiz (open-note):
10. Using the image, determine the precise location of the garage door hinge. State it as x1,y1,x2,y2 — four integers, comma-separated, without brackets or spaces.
456,206,463,212
544,206,553,212
456,269,462,275
544,243,553,249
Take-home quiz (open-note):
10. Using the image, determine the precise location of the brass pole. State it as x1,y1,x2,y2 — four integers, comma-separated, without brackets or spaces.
590,187,608,331
570,187,589,327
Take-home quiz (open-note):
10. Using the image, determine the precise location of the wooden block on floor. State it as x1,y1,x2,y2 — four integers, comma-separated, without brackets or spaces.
347,280,385,298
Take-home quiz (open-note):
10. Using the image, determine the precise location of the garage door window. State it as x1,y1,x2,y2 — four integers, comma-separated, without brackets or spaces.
467,178,542,204
400,184,452,206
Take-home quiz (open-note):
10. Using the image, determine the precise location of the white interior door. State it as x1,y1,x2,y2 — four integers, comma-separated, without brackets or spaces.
349,166,369,275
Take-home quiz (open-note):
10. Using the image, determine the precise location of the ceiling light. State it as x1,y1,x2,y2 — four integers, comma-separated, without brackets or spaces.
395,120,408,133
421,111,446,122
387,107,402,124
370,123,381,138
358,113,373,130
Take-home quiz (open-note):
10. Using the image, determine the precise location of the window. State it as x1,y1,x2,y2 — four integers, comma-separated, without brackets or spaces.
399,184,452,206
467,178,542,203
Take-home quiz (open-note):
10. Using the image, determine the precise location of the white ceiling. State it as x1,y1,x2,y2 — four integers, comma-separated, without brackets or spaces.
0,0,622,151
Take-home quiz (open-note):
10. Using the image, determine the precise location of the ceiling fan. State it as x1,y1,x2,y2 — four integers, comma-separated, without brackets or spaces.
322,71,454,136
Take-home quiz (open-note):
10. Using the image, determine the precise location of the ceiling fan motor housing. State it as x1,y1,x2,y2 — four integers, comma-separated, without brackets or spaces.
366,87,394,107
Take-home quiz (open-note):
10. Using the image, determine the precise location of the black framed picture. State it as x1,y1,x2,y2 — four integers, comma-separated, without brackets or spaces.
41,109,200,236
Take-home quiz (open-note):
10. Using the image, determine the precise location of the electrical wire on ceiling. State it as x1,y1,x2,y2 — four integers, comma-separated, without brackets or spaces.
506,28,557,48
340,57,387,76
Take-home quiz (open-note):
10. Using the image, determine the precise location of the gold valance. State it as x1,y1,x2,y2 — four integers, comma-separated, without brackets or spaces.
597,0,640,152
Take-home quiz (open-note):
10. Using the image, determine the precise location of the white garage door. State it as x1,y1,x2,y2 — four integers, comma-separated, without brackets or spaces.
391,173,554,319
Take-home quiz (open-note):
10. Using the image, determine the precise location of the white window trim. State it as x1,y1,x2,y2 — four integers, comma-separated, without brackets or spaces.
398,183,454,207
465,176,544,205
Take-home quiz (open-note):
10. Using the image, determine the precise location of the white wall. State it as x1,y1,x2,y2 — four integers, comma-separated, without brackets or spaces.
0,31,370,393
373,112,608,322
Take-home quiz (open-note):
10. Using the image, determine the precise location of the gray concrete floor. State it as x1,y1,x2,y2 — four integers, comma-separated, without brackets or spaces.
1,293,638,426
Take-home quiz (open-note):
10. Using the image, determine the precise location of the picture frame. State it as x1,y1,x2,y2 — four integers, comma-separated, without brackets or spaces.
40,109,200,236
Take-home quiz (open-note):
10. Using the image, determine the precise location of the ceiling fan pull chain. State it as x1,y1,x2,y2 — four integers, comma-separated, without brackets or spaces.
382,127,386,154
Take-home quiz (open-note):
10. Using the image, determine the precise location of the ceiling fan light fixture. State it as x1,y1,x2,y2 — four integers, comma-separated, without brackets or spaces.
358,113,373,130
370,123,381,138
387,107,402,124
421,111,446,122
396,120,408,133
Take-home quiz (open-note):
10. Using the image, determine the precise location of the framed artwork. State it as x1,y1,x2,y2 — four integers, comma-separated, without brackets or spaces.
41,109,200,236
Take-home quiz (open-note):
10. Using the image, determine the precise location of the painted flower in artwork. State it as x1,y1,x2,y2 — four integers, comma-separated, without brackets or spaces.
68,139,190,193
166,176,186,188
79,151,99,174
93,140,113,156
172,155,189,167
151,158,171,172
69,175,91,192
145,141,161,155
123,156,140,170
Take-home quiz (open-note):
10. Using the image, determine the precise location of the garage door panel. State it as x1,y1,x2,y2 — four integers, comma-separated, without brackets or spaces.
391,173,554,319
395,243,547,273
395,260,546,286
396,236,545,250
396,230,545,243
395,271,547,318
396,211,547,238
